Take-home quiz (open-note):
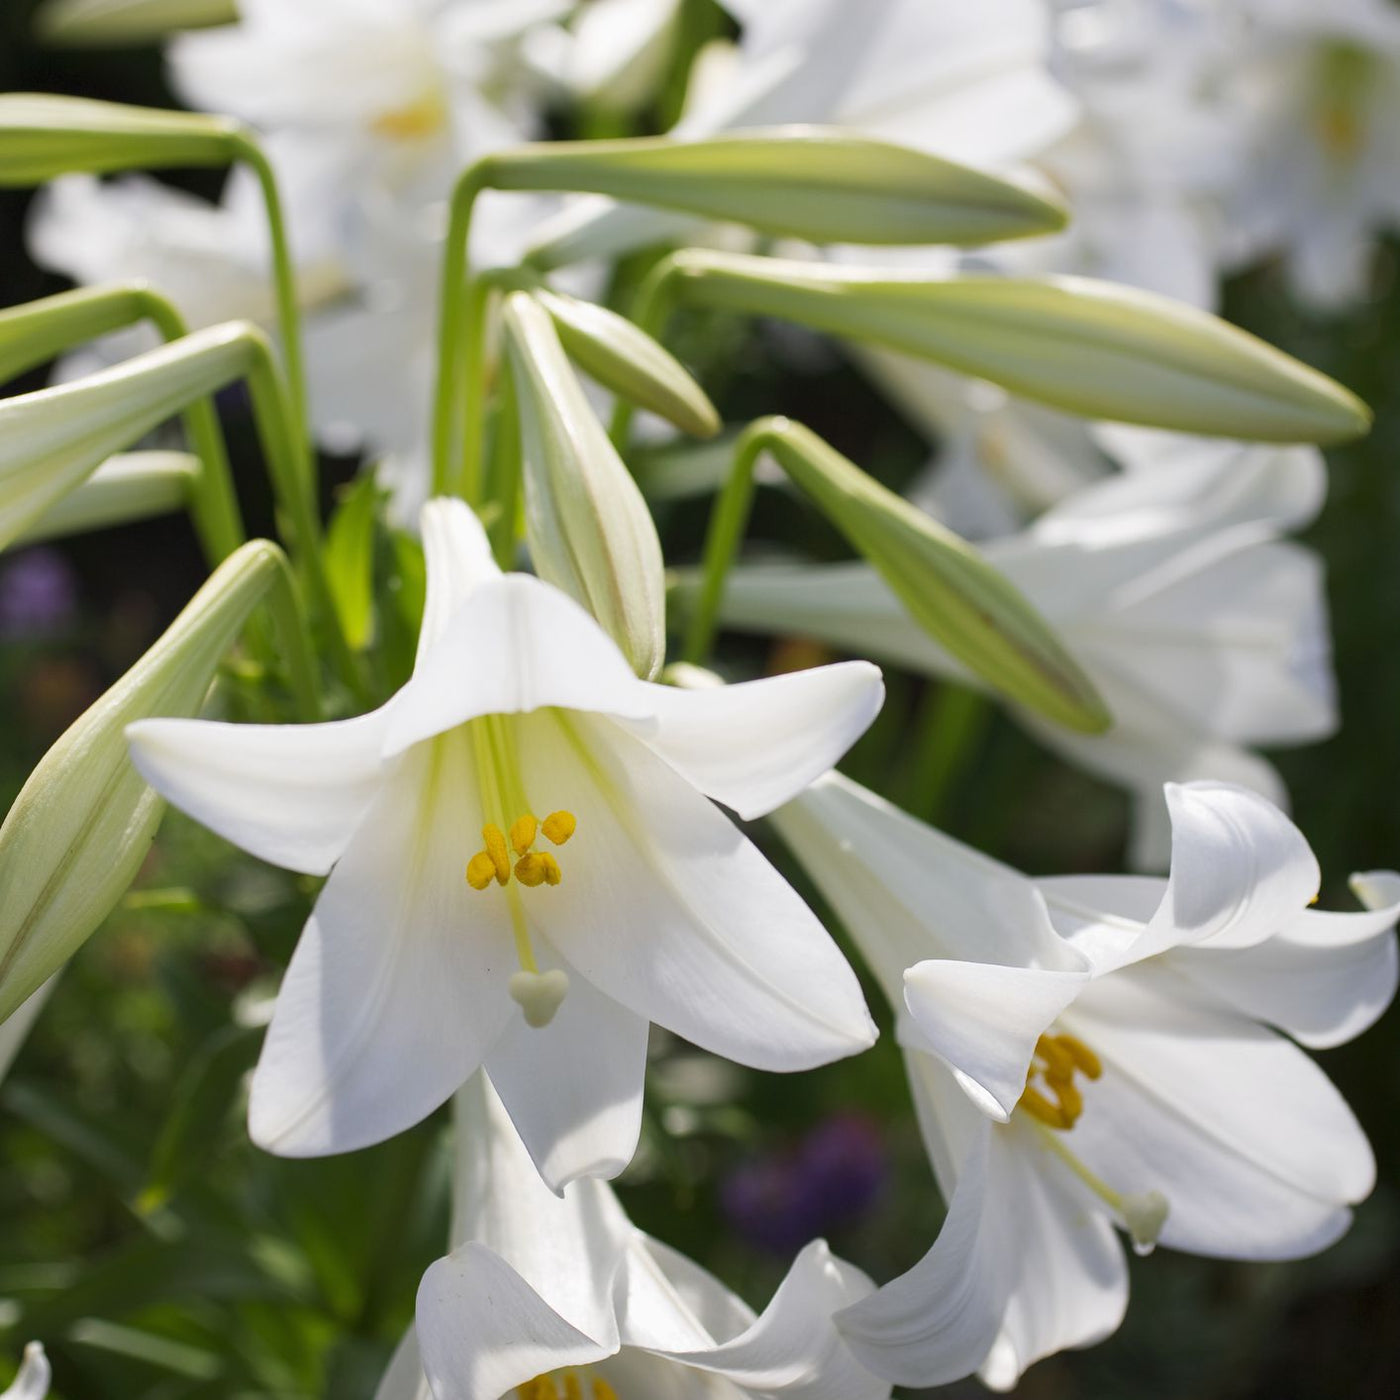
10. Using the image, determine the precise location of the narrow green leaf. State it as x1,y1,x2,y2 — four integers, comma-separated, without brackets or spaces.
535,287,720,438
0,93,241,186
487,125,1067,252
323,471,383,651
0,540,293,1023
35,0,237,45
660,250,1371,445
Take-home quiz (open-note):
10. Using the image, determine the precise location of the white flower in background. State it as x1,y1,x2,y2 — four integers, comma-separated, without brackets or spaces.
126,500,881,1186
1219,0,1400,308
0,1344,49,1400
375,1073,890,1400
771,773,1398,1390
706,435,1335,867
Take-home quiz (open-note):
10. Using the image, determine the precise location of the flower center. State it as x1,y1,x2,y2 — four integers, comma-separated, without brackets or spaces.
1016,1032,1101,1130
370,89,449,142
466,810,577,890
516,1371,618,1400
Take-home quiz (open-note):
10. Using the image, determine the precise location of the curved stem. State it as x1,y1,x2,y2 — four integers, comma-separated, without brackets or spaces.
608,254,682,460
488,352,522,569
452,275,495,505
682,416,785,665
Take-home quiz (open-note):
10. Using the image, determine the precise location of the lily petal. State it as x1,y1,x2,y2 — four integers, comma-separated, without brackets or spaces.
416,497,502,664
385,575,653,756
487,948,649,1193
248,738,515,1155
627,661,884,819
523,711,876,1071
372,1326,432,1400
127,705,393,876
903,960,1091,1121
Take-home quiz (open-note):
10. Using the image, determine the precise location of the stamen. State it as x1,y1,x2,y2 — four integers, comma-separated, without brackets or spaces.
514,852,549,887
1018,1085,1071,1130
592,1381,618,1400
466,852,497,891
511,813,539,857
542,810,577,845
484,824,511,884
563,1376,583,1400
1018,1032,1099,1130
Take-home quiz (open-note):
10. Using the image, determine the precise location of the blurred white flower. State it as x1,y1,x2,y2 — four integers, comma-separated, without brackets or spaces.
706,434,1335,867
376,1072,890,1400
0,1344,49,1400
126,500,880,1185
772,773,1397,1390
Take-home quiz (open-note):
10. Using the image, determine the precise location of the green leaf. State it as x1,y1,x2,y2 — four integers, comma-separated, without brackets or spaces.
487,125,1067,252
0,93,241,186
0,540,296,1024
322,472,384,652
659,250,1371,445
534,288,720,438
35,0,238,45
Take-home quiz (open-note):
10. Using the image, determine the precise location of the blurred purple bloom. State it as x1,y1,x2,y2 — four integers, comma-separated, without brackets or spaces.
0,548,78,636
722,1111,888,1255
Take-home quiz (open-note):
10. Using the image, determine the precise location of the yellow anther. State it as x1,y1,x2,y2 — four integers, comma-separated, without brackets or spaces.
1018,1084,1071,1130
540,852,563,886
1035,1034,1076,1079
514,852,548,888
1019,1031,1100,1130
371,91,448,141
542,810,577,845
511,813,539,856
1060,1034,1102,1080
466,852,497,890
592,1381,618,1400
564,1376,583,1400
483,823,511,885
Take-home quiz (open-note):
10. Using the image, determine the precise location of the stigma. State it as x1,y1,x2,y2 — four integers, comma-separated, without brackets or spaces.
467,810,576,890
516,1371,619,1400
1017,1032,1101,1130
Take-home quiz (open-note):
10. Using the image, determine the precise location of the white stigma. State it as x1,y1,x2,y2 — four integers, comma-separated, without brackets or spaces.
1122,1190,1170,1256
509,968,570,1028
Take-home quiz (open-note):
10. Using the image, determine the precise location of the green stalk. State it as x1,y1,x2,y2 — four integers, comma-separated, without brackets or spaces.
452,274,495,506
682,417,775,665
900,684,989,825
609,255,681,457
488,353,522,569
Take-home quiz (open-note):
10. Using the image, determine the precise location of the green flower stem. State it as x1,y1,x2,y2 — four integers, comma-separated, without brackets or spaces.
901,683,990,825
682,416,778,665
242,334,369,704
453,273,495,506
261,544,323,722
488,354,522,570
430,163,489,499
135,291,245,566
609,256,681,460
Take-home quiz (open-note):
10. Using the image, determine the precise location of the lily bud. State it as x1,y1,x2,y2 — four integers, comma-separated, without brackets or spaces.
0,319,259,551
501,291,666,679
17,450,196,546
755,418,1110,734
660,251,1370,445
35,0,238,46
0,540,292,1024
0,93,241,186
0,283,152,384
484,126,1067,252
534,288,720,439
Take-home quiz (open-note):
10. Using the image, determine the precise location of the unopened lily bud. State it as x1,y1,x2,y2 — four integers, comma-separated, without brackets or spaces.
0,92,241,186
534,288,720,439
17,451,196,545
484,125,1067,254
502,291,666,679
0,283,152,383
661,251,1370,445
0,320,259,552
755,418,1110,735
35,0,237,46
0,540,292,1024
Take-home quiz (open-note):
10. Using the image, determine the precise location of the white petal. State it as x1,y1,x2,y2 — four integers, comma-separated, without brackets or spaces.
1166,870,1400,1049
835,1125,1009,1389
903,961,1091,1121
247,739,516,1155
416,1245,617,1400
416,498,501,665
614,1235,755,1352
643,1240,886,1400
126,707,392,876
1,1343,50,1400
521,711,876,1071
1065,967,1373,1258
373,1326,432,1400
0,977,57,1086
486,951,649,1193
624,662,884,819
385,575,654,755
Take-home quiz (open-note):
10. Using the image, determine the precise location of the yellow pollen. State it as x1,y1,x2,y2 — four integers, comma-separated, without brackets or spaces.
511,813,539,856
484,824,511,884
514,852,549,887
542,810,577,845
465,851,497,891
563,1376,583,1400
370,91,448,141
514,1373,617,1400
1017,1032,1101,1131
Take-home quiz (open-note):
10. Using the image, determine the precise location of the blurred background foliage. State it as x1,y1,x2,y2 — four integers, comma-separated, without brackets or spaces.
2,1,1400,1396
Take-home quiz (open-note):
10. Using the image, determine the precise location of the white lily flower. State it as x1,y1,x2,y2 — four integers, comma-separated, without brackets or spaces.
126,499,881,1186
0,1344,49,1400
706,440,1335,868
770,773,1397,1390
381,1072,889,1400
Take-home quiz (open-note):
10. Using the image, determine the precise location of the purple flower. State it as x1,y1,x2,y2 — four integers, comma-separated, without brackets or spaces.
0,548,78,636
721,1111,888,1255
